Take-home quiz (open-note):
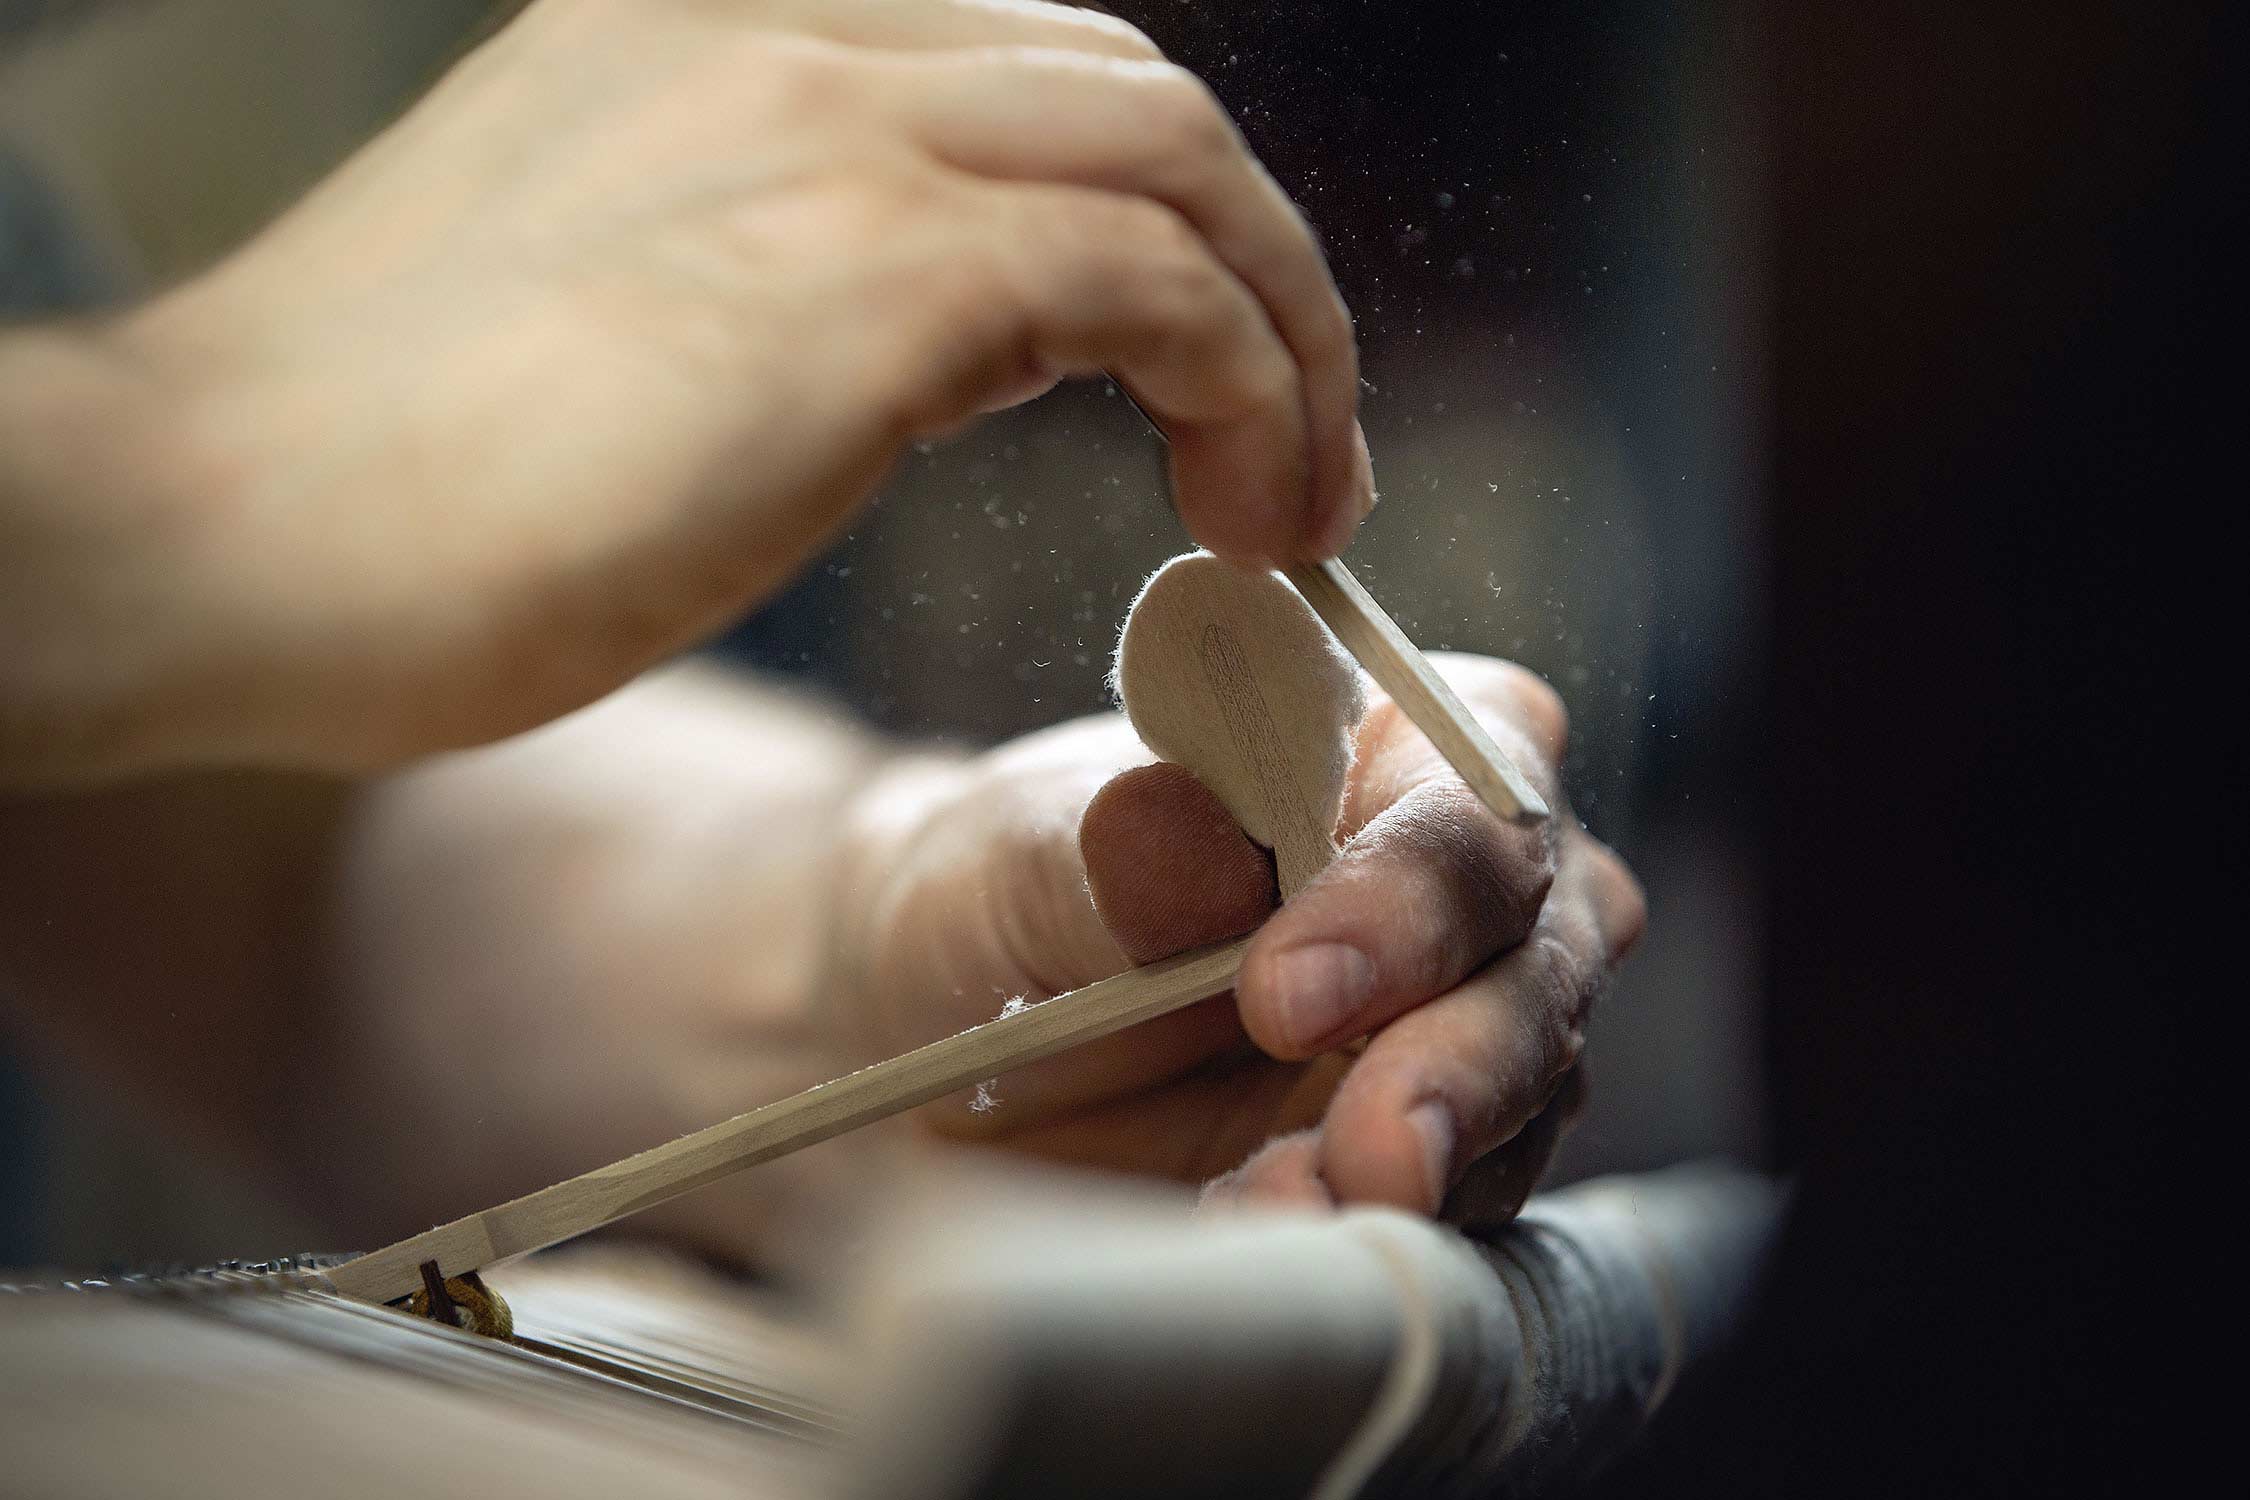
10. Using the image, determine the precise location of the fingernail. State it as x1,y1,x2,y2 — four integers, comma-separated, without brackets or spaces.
1407,1101,1455,1207
1352,423,1379,520
1272,942,1376,1051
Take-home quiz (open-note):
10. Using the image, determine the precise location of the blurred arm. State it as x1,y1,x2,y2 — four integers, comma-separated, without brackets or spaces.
3,0,1373,789
0,663,891,1246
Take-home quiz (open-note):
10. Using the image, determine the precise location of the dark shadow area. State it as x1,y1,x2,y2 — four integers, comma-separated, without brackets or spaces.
1595,3,2225,1492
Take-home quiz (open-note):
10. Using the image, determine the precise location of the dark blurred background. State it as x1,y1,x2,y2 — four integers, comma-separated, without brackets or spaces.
2,0,1766,1265
1597,4,2222,1494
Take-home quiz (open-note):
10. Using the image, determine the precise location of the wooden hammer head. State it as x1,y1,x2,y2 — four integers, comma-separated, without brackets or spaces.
1113,552,1367,897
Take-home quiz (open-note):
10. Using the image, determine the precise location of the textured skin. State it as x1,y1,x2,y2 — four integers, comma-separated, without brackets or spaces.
1081,762,1278,962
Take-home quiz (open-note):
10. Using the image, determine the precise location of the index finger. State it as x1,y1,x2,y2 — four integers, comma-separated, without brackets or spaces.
1232,656,1568,1058
872,45,1365,560
1341,654,1568,835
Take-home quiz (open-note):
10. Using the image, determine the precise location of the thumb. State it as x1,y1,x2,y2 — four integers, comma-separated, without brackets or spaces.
1080,762,1276,964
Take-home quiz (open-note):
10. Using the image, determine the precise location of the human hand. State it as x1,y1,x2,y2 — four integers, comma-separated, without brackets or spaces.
121,654,1627,1258
21,0,1366,781
831,653,1645,1217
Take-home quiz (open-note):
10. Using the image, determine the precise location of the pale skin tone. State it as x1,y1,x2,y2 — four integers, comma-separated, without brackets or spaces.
1,0,1370,783
0,0,1644,1257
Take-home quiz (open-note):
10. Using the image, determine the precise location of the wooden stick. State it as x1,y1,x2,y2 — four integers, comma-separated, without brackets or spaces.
326,937,1250,1306
332,554,1519,1304
1284,558,1552,823
1109,381,1548,824
1196,618,1339,895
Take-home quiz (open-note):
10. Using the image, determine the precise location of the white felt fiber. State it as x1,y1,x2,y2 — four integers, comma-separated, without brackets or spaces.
1113,552,1366,887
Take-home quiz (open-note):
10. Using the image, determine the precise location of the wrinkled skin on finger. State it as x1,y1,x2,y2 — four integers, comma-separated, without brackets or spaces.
1199,1065,1587,1224
831,653,1645,1215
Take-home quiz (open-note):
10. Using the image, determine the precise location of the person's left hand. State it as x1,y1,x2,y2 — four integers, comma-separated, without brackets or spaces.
830,652,1645,1216
264,654,1636,1260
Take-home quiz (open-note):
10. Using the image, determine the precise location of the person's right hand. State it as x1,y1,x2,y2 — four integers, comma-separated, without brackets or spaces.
16,0,1367,782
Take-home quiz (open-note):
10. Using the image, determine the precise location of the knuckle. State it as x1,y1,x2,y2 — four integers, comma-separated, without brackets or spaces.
1396,782,1551,946
749,34,862,115
1520,971,1590,1082
1119,196,1206,268
911,248,1005,357
1140,64,1239,160
1233,341,1299,414
787,162,955,271
1109,200,1222,320
1526,929,1592,1020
